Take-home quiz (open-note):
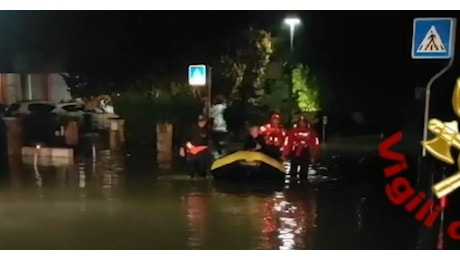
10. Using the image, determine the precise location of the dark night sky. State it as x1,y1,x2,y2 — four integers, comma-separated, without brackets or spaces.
1,10,460,114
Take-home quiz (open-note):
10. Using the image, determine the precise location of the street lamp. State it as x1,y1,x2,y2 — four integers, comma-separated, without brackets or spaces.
283,16,301,124
284,17,301,52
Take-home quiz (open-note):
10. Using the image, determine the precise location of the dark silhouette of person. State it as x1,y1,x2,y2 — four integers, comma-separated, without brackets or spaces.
180,115,213,178
243,125,265,151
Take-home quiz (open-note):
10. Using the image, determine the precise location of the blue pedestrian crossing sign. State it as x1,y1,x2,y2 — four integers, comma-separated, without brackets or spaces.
412,18,455,59
188,64,207,86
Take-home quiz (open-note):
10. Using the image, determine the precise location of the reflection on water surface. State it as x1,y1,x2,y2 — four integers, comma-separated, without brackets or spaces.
0,150,419,249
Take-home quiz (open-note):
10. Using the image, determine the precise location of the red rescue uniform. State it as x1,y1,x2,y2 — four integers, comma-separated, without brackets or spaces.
259,123,286,148
259,113,286,158
282,123,319,162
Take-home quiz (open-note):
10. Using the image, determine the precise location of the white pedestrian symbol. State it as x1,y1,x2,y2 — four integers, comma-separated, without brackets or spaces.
417,25,446,53
189,68,205,85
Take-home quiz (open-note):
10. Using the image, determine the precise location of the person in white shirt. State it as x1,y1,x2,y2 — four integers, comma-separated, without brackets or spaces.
209,95,228,156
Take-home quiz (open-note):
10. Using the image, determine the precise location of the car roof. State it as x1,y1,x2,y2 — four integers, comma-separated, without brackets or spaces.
56,102,84,106
13,100,54,105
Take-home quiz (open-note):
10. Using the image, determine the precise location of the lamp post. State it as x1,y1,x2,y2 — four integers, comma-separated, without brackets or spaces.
284,17,301,124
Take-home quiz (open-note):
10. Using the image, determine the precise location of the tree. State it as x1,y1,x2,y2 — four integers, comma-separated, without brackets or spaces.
60,73,92,98
112,82,202,149
291,64,321,112
218,28,274,105
259,64,322,125
260,77,291,123
61,72,134,98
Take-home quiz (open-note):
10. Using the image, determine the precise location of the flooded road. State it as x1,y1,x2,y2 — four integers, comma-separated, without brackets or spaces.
0,150,420,249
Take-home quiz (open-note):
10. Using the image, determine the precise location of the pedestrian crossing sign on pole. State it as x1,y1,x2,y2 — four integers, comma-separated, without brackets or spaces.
188,64,207,86
412,18,455,59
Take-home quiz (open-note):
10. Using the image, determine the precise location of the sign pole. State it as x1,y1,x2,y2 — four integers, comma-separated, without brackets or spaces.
411,17,457,157
410,17,455,188
322,116,327,145
421,18,457,158
207,66,212,117
322,124,326,145
421,56,455,158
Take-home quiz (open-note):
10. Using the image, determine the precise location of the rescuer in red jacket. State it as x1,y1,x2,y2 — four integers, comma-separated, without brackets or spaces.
282,115,320,176
259,113,286,159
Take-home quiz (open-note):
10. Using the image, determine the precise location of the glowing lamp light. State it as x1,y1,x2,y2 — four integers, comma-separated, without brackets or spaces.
284,17,301,27
283,17,301,52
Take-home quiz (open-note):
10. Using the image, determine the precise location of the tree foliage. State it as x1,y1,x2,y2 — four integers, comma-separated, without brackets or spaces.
61,73,93,98
216,27,325,128
291,64,321,112
219,28,274,105
61,73,132,98
112,83,202,149
260,78,291,122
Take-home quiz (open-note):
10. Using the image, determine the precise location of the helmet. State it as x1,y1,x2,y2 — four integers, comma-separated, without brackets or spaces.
296,115,309,126
297,115,307,123
271,113,281,120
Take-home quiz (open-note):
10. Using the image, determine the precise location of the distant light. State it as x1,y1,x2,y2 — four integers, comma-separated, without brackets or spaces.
284,17,301,27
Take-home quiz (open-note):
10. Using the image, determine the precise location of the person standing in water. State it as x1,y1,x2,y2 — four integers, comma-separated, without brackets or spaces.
282,115,320,178
180,115,213,178
209,95,228,156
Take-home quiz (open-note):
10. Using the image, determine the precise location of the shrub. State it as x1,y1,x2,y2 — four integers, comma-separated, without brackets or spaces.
112,86,202,150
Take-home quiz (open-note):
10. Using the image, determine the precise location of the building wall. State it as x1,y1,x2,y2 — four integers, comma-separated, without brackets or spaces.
2,74,22,103
0,73,71,104
30,74,45,100
48,74,71,102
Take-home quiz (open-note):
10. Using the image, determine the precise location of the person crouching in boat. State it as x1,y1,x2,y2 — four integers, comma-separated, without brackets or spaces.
243,125,266,151
180,115,213,178
282,115,320,178
259,113,286,159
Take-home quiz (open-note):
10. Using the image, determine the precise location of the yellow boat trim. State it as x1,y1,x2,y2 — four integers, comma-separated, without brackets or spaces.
211,151,285,173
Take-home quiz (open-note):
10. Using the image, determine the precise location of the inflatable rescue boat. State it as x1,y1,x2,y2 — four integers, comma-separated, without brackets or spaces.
210,151,286,181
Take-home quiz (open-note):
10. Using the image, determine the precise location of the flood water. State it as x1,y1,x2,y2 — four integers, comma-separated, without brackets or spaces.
0,149,422,249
